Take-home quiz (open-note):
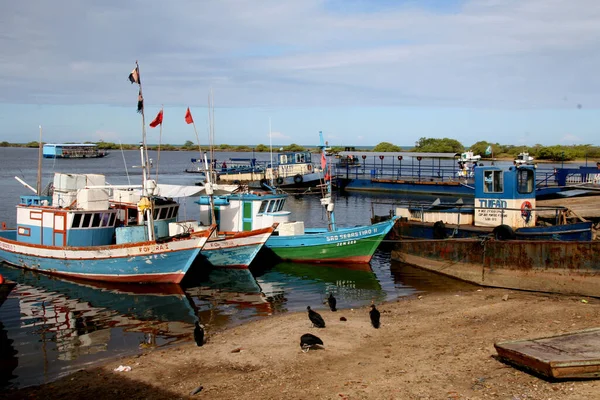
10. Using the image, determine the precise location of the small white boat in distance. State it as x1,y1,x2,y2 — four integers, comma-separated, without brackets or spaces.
514,152,534,165
458,151,481,163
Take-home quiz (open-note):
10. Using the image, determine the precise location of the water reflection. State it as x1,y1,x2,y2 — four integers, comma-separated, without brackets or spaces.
253,261,385,313
0,256,479,389
389,261,479,293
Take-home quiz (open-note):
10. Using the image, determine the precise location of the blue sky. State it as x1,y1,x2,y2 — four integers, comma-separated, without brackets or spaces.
0,0,598,147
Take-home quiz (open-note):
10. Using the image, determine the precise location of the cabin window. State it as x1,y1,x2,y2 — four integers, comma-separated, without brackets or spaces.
279,155,287,164
258,200,268,214
517,169,534,194
159,208,168,220
109,213,116,226
92,213,101,227
267,200,275,213
72,213,82,228
483,170,503,193
278,199,286,211
82,213,92,227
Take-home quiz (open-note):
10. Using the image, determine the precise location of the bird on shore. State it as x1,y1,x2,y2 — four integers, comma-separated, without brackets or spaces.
300,333,324,352
370,304,381,329
327,293,337,312
194,321,205,346
307,306,326,328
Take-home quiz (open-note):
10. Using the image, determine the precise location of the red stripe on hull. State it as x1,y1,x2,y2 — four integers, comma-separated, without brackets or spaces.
11,265,185,284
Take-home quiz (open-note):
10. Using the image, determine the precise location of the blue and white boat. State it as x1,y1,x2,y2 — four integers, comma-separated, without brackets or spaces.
391,163,600,297
0,65,216,284
43,143,108,159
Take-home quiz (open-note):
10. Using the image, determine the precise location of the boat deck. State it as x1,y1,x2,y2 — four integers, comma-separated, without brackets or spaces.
495,328,600,380
537,195,600,219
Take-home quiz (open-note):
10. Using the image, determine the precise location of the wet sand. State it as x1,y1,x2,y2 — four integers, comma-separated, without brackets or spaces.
2,287,600,400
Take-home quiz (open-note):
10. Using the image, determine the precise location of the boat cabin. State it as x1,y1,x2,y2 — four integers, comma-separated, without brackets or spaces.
197,192,291,232
473,165,536,228
43,143,107,159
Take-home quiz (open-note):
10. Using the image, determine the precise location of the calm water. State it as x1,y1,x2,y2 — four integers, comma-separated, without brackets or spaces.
0,147,500,388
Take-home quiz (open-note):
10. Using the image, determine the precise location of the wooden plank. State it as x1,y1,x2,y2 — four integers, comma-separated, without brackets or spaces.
537,195,600,219
495,328,600,379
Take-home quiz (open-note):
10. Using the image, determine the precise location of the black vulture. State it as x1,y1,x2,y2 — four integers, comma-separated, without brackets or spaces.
370,304,380,329
327,293,337,312
300,333,324,352
307,306,326,328
194,322,205,346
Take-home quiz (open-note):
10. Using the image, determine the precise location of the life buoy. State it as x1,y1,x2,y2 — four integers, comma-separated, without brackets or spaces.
493,224,515,240
276,177,284,185
307,164,312,172
520,201,532,223
0,274,4,284
433,221,447,239
293,174,303,184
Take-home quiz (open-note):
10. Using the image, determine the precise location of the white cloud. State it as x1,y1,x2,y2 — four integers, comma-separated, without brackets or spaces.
269,131,291,140
560,134,582,143
0,0,599,111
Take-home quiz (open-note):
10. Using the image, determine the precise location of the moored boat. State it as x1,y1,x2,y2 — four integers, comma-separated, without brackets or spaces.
0,64,217,284
197,131,398,264
43,143,108,159
391,163,600,297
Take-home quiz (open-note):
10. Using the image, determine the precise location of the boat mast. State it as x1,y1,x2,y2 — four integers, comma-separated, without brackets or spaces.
132,61,155,241
269,118,274,186
36,125,43,195
319,131,336,231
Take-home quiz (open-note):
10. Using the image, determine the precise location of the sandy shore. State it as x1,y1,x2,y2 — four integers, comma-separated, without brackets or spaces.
2,287,599,400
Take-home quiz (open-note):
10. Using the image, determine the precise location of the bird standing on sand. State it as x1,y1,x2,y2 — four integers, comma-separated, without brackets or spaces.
327,293,337,312
307,306,326,328
370,304,381,329
194,322,205,346
300,333,324,352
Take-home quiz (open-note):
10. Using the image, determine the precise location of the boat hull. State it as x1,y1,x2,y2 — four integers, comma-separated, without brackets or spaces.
201,227,274,269
0,230,211,284
265,218,396,263
340,178,474,197
391,238,600,297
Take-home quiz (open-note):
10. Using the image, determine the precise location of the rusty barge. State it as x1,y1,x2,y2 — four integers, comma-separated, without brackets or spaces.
390,164,600,298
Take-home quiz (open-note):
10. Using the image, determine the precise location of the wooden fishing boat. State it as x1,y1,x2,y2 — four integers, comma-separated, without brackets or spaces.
0,64,216,284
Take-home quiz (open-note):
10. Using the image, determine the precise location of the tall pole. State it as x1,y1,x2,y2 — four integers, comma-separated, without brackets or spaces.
36,125,43,195
269,118,273,186
155,105,163,183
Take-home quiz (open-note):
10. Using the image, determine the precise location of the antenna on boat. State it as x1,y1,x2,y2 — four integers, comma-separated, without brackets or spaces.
119,140,131,185
269,117,274,187
319,131,336,231
36,125,43,195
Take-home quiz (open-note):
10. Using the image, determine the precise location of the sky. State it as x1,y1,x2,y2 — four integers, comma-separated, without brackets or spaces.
0,0,599,147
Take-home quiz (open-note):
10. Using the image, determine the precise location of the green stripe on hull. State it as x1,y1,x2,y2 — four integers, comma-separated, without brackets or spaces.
269,233,386,263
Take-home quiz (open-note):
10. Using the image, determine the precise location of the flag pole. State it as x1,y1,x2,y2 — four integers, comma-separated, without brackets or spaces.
155,106,163,183
269,117,273,186
36,125,43,195
136,61,150,183
134,61,154,240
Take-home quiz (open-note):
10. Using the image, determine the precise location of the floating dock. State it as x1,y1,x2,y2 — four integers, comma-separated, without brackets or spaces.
495,328,600,380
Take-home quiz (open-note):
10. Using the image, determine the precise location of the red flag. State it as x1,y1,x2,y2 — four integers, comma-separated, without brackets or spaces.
149,110,163,128
321,152,327,169
185,107,194,124
324,173,331,181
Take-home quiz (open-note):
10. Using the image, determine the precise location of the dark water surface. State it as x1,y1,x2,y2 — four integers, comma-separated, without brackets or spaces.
0,148,489,388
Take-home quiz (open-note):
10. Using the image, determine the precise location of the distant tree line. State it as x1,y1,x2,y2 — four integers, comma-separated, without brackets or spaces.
2,138,599,161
